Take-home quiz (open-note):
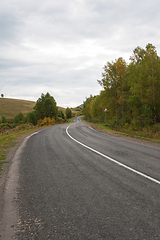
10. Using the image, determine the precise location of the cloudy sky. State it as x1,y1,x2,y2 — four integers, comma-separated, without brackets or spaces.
1,0,160,107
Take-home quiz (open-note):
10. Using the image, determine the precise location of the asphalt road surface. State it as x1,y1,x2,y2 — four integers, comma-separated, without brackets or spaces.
1,117,160,239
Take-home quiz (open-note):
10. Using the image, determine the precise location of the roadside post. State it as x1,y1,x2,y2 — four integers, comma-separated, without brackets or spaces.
104,108,108,125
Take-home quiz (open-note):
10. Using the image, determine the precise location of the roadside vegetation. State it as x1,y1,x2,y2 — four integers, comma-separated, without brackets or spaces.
85,121,160,143
83,43,160,143
0,127,38,171
0,93,74,133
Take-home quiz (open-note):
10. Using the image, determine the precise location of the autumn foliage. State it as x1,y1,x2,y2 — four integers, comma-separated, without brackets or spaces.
37,117,56,126
83,44,160,130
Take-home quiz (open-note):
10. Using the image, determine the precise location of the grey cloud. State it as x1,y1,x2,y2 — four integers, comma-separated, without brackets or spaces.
0,58,30,71
0,13,23,44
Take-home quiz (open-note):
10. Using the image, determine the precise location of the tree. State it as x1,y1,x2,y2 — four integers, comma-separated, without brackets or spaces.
1,115,7,123
65,107,72,119
128,43,160,125
141,43,160,123
83,43,160,128
14,113,24,124
58,110,65,119
26,111,37,125
98,58,127,122
34,92,58,121
83,95,96,121
1,94,4,98
127,46,146,125
129,46,145,64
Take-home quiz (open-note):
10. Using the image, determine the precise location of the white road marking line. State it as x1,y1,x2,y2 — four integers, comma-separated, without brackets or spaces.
25,128,45,140
26,132,39,139
66,125,160,185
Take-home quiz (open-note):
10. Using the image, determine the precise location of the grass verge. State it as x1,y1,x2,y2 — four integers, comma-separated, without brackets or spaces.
84,120,160,144
0,126,45,173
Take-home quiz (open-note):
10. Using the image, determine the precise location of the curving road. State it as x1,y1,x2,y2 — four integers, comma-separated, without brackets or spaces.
1,117,160,239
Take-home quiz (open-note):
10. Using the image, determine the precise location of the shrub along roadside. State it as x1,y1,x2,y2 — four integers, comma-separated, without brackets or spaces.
0,122,36,135
37,117,55,126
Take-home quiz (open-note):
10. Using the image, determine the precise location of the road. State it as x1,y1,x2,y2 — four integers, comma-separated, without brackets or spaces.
1,117,160,239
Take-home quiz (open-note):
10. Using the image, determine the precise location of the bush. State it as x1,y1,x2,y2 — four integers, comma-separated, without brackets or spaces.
14,113,24,124
0,123,12,130
0,126,3,132
37,117,55,126
1,115,7,123
56,117,65,123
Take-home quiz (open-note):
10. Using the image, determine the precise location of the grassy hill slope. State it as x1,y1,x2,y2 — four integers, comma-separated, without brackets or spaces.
0,98,67,122
0,98,36,121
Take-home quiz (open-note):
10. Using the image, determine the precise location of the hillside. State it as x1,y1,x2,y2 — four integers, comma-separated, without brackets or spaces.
0,98,36,122
0,98,67,122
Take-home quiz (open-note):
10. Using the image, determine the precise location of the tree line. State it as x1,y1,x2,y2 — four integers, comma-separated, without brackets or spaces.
0,93,72,131
83,43,160,130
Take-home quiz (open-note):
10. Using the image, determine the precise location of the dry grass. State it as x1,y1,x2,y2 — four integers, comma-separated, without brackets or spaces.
58,106,66,113
0,98,35,121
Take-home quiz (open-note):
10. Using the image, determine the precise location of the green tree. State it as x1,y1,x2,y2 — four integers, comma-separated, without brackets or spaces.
126,47,145,125
58,110,65,119
1,115,7,123
14,113,24,124
65,107,72,119
84,43,160,128
127,43,160,125
98,58,127,122
34,92,58,121
141,43,160,123
1,94,4,98
90,94,106,122
26,111,37,125
83,95,96,121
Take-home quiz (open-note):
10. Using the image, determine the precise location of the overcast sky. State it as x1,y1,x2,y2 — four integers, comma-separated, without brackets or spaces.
1,0,160,107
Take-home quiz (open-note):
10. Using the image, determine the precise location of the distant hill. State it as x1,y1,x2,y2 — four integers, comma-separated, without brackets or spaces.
0,98,67,122
0,98,36,122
